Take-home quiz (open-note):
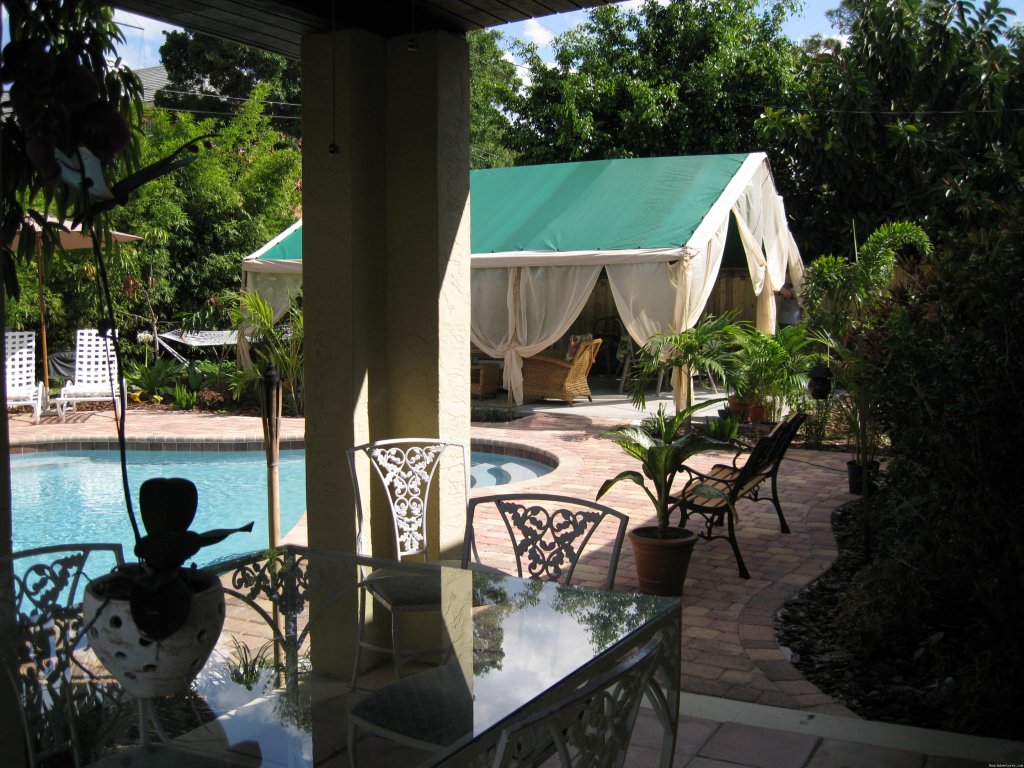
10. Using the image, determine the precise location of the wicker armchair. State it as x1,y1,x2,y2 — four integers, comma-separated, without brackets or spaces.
521,338,602,406
471,363,501,399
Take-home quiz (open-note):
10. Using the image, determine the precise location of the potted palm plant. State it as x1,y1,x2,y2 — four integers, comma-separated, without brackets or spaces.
801,221,933,555
726,324,819,428
597,404,726,595
626,311,739,415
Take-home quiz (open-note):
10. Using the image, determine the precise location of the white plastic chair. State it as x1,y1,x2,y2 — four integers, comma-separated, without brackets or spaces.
55,329,125,421
5,330,46,424
347,438,470,684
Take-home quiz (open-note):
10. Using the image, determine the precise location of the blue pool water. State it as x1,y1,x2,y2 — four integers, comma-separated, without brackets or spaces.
11,450,308,568
11,448,553,567
470,451,553,488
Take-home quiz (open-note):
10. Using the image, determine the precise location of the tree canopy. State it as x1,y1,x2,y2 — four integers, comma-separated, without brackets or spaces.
758,0,1023,257
157,31,302,138
505,0,802,164
468,30,520,169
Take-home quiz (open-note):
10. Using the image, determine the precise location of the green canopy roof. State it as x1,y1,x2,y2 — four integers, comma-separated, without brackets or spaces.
246,219,302,263
469,154,750,254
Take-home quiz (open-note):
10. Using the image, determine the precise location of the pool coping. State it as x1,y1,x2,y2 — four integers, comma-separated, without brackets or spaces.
8,437,306,454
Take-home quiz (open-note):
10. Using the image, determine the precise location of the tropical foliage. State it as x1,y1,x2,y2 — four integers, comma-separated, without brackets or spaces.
726,324,818,423
224,289,304,416
758,0,1023,258
802,221,933,466
598,403,725,537
825,210,1024,738
627,311,739,413
1,0,142,290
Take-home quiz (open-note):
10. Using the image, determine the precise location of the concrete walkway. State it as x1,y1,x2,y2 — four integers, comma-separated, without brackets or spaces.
6,387,1023,767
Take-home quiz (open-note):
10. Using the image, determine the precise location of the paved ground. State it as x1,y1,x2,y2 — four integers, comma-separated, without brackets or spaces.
8,390,1023,766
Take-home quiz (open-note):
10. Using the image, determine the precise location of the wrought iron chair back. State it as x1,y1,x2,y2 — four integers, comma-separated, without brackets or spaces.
0,543,126,768
348,438,469,560
346,439,470,684
490,637,661,768
463,493,629,590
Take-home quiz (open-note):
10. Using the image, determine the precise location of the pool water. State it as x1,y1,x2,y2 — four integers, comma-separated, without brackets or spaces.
11,450,307,568
11,448,553,567
470,451,553,488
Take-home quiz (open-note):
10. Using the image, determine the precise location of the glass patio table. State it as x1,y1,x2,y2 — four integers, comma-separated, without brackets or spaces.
7,545,681,767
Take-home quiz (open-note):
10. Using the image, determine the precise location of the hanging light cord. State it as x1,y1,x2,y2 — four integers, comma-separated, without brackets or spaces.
79,168,142,546
328,0,339,154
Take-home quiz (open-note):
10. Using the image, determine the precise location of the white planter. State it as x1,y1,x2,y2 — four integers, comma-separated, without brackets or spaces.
84,568,226,698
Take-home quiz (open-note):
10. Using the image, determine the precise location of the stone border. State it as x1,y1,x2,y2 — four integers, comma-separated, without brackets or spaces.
9,438,306,453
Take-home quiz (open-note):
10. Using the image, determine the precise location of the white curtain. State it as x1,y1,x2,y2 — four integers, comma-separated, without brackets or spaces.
470,265,601,405
730,161,802,333
606,220,729,410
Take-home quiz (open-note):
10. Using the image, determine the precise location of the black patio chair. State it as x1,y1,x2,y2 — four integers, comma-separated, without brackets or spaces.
669,412,806,578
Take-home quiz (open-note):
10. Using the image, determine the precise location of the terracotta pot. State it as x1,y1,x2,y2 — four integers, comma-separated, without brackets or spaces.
628,526,698,596
727,397,750,423
84,567,225,697
846,460,880,495
747,404,766,424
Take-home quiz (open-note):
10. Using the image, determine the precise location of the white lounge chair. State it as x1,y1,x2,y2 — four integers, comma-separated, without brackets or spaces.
55,329,125,422
4,331,46,424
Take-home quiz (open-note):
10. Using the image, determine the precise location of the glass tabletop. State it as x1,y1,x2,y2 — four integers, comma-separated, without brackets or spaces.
1,545,681,767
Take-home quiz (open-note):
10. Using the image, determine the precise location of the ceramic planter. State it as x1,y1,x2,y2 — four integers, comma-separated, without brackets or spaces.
84,567,225,697
628,526,698,596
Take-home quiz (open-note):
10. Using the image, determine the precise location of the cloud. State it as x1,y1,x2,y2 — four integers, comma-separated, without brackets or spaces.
522,19,555,48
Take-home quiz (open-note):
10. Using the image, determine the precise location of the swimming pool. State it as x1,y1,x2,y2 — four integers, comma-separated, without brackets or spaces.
11,447,554,567
11,450,307,568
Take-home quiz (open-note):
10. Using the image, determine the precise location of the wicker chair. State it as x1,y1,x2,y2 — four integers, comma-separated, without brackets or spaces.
521,338,602,406
470,362,501,399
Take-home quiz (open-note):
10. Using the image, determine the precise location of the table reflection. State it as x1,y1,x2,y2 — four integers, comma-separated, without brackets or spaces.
2,545,680,768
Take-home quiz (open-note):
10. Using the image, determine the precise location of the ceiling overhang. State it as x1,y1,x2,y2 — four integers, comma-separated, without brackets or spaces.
111,1,610,59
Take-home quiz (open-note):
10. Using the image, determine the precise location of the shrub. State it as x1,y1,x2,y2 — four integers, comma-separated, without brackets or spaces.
837,215,1024,738
126,356,183,401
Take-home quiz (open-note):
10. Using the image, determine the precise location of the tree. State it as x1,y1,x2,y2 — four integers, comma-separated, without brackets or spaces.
157,31,301,138
156,28,523,161
468,30,520,168
507,0,802,163
758,0,1023,259
106,85,301,351
1,0,142,301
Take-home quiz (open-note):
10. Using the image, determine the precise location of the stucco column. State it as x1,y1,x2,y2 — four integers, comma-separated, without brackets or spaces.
301,28,470,674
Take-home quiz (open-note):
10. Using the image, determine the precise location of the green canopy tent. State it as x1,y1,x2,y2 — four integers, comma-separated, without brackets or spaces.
470,153,803,405
241,218,303,314
240,153,803,405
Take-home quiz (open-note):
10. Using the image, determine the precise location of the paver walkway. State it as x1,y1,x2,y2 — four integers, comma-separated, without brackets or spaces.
472,411,856,717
